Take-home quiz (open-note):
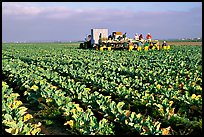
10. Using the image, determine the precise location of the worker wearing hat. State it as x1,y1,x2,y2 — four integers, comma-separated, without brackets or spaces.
134,33,139,41
146,33,152,43
162,41,167,47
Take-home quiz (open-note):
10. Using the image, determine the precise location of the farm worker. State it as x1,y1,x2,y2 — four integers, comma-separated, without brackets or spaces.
144,41,149,51
134,33,139,41
108,34,112,40
137,41,142,51
117,36,122,41
139,34,143,40
128,42,134,51
113,32,116,40
162,41,168,50
146,33,152,43
161,41,170,50
85,35,92,48
162,41,167,47
149,42,154,50
144,41,149,46
139,34,144,43
155,40,160,50
99,33,102,45
138,41,143,47
123,41,128,48
99,33,102,39
123,32,127,40
85,34,91,41
87,35,92,41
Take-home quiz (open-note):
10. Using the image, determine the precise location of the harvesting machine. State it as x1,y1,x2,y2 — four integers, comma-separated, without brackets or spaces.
79,28,170,51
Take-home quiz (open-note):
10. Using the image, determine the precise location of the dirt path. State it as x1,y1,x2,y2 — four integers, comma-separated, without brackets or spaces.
167,42,202,46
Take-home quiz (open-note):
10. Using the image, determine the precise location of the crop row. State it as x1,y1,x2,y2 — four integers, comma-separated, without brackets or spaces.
2,58,167,135
2,43,202,135
12,45,202,122
2,81,42,135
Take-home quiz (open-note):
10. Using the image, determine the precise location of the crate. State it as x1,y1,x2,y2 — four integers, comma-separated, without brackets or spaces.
115,32,122,35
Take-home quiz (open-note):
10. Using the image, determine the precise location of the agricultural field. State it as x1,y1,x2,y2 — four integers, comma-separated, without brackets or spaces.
2,42,202,135
167,41,202,46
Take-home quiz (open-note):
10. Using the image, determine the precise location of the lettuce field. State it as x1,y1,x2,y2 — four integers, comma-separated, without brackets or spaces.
2,43,202,135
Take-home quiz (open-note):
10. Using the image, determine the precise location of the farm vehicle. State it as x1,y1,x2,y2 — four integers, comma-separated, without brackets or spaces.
79,28,170,51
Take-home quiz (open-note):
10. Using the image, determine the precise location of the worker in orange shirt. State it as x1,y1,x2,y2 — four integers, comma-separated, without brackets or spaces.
146,33,152,44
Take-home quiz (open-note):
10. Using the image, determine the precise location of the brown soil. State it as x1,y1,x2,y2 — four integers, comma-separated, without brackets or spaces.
39,123,75,135
24,103,77,135
167,42,202,46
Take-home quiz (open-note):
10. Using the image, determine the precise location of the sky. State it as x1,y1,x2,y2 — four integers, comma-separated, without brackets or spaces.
2,2,202,42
